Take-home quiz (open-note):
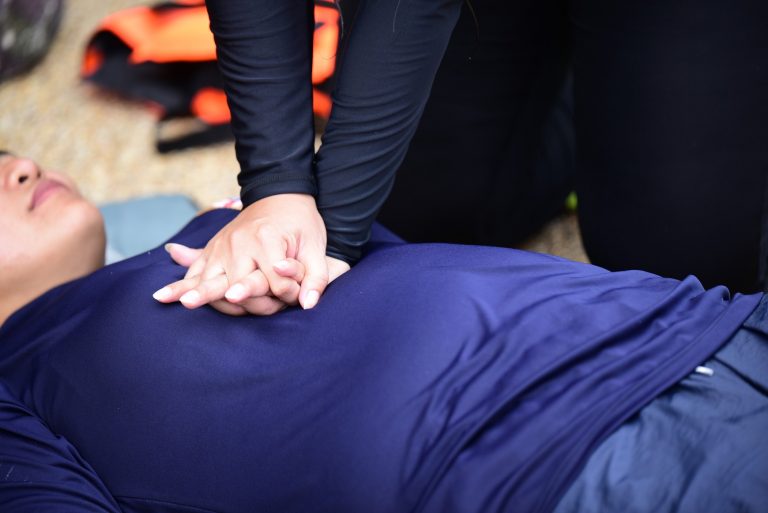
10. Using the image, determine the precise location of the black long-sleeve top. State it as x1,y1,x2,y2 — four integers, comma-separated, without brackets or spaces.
206,0,464,263
206,0,318,203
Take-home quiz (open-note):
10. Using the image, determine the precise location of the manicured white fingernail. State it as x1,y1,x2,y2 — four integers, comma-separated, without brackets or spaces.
153,287,172,301
303,290,320,310
225,283,247,301
274,260,290,271
180,290,200,305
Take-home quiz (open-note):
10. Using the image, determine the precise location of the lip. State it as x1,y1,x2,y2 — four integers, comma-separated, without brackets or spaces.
30,179,70,210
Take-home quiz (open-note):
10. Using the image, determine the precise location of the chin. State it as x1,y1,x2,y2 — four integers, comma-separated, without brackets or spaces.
77,201,107,269
53,198,107,278
0,196,107,322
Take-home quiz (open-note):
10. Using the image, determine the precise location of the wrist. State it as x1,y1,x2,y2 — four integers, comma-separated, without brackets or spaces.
239,175,317,207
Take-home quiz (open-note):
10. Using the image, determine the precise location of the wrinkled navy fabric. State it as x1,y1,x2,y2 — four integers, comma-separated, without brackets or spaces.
0,210,761,513
554,296,768,513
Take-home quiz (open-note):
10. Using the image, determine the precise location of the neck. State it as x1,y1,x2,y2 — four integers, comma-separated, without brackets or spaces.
0,285,45,326
0,260,103,327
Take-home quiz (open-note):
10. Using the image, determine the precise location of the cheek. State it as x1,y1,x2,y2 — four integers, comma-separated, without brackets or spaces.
29,198,95,253
48,200,105,254
0,218,41,261
0,222,51,293
12,200,106,286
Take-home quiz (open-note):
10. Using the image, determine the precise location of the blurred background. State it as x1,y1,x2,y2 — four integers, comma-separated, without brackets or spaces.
0,0,587,262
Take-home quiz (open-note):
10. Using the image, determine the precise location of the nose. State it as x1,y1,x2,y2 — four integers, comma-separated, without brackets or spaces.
3,157,42,189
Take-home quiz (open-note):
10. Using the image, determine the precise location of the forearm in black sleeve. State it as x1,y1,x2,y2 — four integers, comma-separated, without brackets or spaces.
315,0,464,263
206,0,317,206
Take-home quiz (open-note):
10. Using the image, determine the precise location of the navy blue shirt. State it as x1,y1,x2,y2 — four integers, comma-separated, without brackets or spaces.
0,210,761,512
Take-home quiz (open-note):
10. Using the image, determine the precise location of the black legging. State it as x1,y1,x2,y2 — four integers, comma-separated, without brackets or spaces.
377,0,575,248
375,0,768,292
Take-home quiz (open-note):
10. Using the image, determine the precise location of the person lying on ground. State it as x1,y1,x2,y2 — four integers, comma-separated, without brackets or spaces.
0,152,765,513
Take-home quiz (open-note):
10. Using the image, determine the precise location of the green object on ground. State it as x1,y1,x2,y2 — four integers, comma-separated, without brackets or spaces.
565,191,578,212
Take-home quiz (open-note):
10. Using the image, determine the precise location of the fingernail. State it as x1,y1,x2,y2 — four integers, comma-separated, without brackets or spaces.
274,260,290,271
163,243,176,254
152,287,172,301
303,290,320,310
180,290,201,306
225,283,247,301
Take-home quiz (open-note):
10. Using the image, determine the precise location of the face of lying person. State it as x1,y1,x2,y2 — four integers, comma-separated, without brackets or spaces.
0,153,105,322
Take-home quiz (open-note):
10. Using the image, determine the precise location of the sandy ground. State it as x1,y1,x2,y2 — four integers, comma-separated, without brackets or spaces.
0,0,588,262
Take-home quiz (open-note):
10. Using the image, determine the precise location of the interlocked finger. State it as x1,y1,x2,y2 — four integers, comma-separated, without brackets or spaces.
210,299,248,316
224,269,271,304
248,231,301,304
179,273,231,309
153,275,203,304
273,258,306,283
165,243,203,268
184,253,209,280
237,295,288,316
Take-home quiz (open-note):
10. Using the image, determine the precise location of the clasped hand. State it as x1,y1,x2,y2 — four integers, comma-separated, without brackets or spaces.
152,193,349,315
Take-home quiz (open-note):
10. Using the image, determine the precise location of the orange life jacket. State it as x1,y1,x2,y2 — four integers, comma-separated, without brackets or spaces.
82,0,340,151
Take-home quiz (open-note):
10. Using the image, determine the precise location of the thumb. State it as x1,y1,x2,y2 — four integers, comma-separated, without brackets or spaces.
298,249,330,310
165,243,203,268
326,256,351,284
